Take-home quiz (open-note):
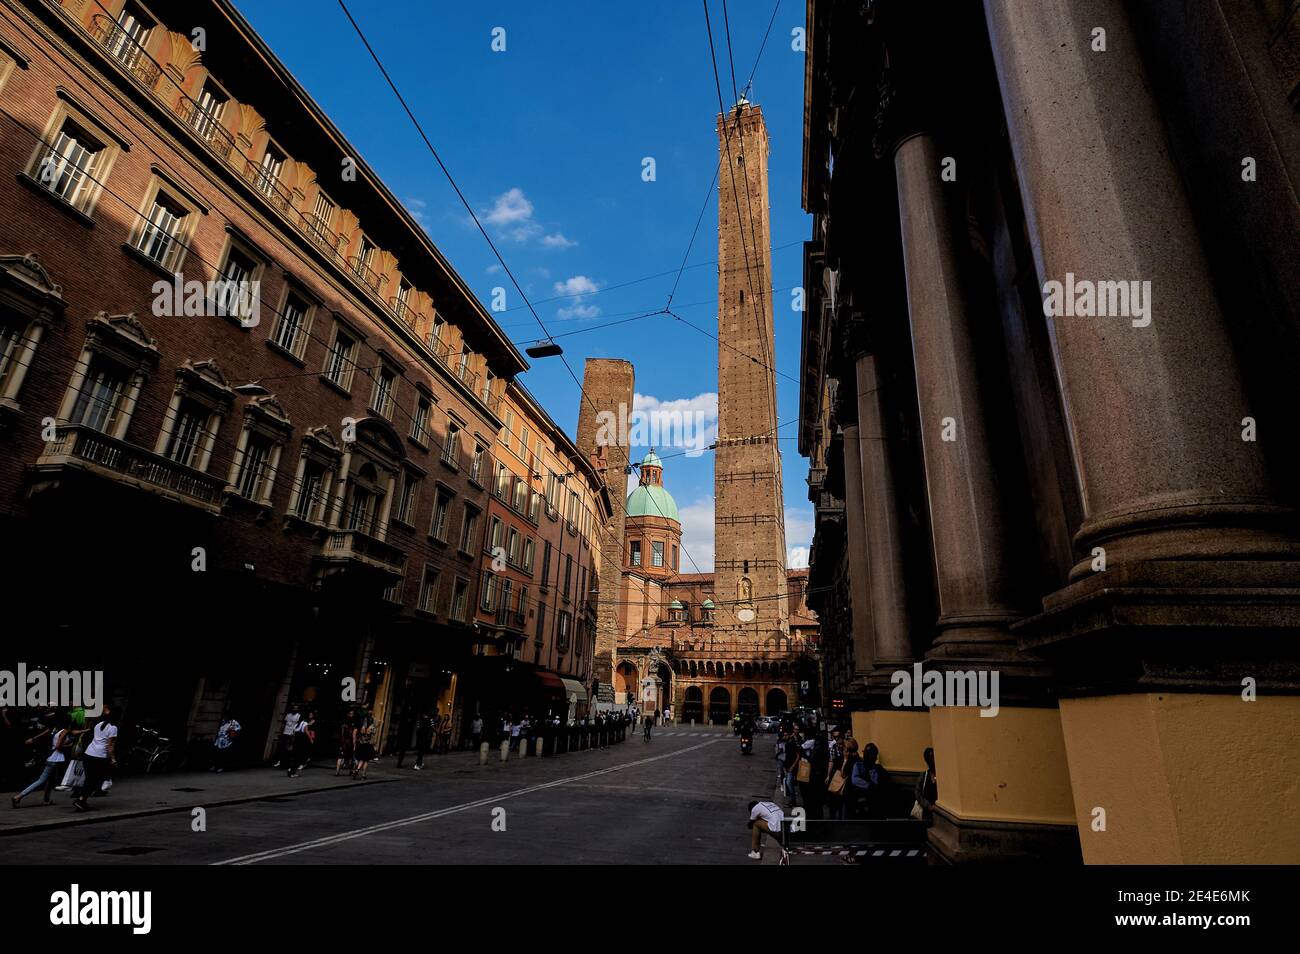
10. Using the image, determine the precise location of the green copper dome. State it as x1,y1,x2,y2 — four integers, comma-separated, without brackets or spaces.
626,483,680,522
627,450,678,521
702,599,715,608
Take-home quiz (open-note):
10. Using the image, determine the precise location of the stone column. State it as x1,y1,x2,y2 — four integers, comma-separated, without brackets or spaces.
838,421,877,679
854,353,911,677
894,133,1023,663
982,0,1296,574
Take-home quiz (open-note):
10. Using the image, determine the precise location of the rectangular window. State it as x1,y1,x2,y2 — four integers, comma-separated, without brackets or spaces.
507,528,519,566
470,444,485,483
499,579,513,623
236,433,273,500
70,360,126,433
500,409,514,450
545,471,558,511
107,4,153,70
396,473,419,525
431,491,451,541
418,565,441,614
481,371,495,406
541,541,552,587
557,611,571,653
190,81,227,146
480,571,497,612
494,462,509,500
516,585,528,623
308,192,336,250
0,323,21,394
441,421,460,467
256,145,285,199
512,478,527,513
370,366,396,418
294,460,326,521
410,397,430,444
457,346,471,381
135,192,187,269
460,505,479,554
164,399,209,468
428,314,445,352
652,541,664,568
630,540,642,567
346,485,376,534
35,120,103,211
394,279,413,322
520,427,533,469
563,554,572,598
215,246,258,322
489,517,503,552
536,602,547,641
324,329,355,389
529,491,541,523
672,544,679,571
271,292,309,357
522,538,535,573
450,578,469,621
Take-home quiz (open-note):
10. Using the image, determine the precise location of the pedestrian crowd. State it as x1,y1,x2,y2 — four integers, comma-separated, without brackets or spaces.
745,713,941,861
6,705,119,814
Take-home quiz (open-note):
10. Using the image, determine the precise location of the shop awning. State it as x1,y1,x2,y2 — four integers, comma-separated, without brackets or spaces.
561,678,587,699
536,670,566,692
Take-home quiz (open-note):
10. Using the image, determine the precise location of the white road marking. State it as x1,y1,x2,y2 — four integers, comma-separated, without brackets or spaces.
213,736,727,865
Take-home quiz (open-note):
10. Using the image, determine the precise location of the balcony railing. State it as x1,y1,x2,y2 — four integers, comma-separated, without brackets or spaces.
455,363,478,394
348,257,387,295
235,155,295,215
318,529,405,578
91,15,161,90
34,424,225,512
390,297,424,330
172,97,235,161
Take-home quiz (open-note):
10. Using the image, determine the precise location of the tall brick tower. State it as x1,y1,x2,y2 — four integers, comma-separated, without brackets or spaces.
575,358,635,693
714,101,789,642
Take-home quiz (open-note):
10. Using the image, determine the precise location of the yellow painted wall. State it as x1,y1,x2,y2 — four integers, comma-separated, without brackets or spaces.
862,710,931,772
1059,693,1300,865
850,710,873,747
929,706,1076,826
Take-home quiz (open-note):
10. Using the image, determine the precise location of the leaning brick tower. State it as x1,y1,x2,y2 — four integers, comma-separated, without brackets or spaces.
713,100,789,642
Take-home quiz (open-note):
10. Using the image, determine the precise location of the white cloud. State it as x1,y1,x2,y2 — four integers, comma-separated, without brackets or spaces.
676,497,715,573
483,187,533,226
404,197,428,228
633,392,718,419
482,187,541,242
553,275,599,297
557,302,601,320
787,546,810,570
485,263,502,275
542,232,577,249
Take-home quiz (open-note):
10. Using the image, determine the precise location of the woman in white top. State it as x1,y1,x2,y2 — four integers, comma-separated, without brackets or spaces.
12,713,72,808
73,708,116,812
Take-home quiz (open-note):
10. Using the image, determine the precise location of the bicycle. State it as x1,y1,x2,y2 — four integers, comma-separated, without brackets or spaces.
128,728,172,774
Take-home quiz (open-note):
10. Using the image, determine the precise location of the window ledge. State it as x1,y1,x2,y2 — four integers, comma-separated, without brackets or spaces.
264,338,306,367
390,517,416,533
429,534,449,548
439,457,459,473
120,242,179,281
457,548,476,560
319,374,351,399
16,173,96,228
407,434,429,452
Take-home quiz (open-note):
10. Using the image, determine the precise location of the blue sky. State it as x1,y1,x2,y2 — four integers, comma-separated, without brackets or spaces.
235,0,813,571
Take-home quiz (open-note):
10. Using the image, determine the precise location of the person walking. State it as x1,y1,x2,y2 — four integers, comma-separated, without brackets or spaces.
273,704,300,768
824,731,848,819
470,714,484,750
510,717,522,753
414,710,434,769
210,715,240,773
351,713,376,780
912,747,938,820
837,738,861,819
287,711,316,778
72,707,116,813
335,711,355,777
11,712,71,808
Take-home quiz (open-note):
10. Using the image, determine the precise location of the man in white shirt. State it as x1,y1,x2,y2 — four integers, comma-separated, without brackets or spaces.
747,799,784,860
274,706,300,768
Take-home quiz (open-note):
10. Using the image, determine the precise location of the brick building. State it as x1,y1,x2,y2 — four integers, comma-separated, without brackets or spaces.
0,0,603,757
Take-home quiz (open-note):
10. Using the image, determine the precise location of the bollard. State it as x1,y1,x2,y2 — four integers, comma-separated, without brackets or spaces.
691,718,695,727
520,738,530,757
500,739,510,762
535,737,544,757
479,742,489,765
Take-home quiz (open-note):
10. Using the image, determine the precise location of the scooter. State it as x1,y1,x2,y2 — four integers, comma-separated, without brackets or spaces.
740,733,753,755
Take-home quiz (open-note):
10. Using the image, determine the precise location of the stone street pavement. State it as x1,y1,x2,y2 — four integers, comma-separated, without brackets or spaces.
1,726,789,864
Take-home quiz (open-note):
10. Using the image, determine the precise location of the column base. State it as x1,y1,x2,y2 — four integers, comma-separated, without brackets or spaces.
927,805,1081,864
